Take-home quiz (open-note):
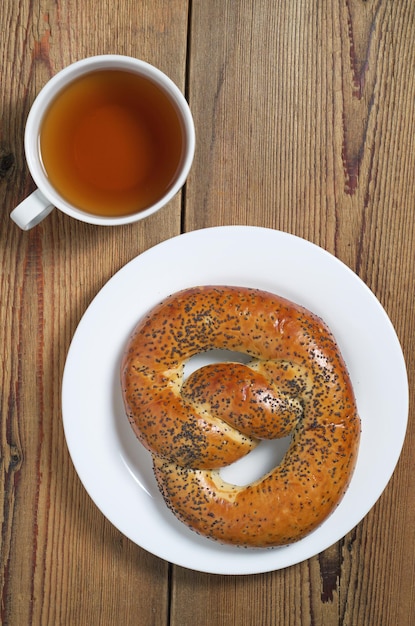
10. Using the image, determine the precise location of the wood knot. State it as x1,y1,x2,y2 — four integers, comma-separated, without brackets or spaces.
9,444,23,470
0,152,15,181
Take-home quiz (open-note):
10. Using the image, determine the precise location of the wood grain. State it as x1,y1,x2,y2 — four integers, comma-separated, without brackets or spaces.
0,2,187,625
1,0,415,625
181,1,415,625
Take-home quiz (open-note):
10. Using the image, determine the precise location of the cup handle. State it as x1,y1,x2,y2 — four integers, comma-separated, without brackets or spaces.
10,189,54,230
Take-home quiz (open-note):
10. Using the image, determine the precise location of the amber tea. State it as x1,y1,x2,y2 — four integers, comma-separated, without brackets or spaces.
39,69,185,217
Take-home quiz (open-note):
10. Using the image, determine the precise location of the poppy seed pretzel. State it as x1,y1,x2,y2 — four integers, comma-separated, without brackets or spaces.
121,286,360,547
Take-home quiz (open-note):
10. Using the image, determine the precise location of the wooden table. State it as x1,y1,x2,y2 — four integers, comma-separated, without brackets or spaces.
1,2,414,624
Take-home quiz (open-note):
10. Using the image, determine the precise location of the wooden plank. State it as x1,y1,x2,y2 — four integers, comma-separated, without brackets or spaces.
0,1,189,624
174,1,415,625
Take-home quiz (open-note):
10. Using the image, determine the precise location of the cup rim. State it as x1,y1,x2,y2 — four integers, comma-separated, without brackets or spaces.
24,55,195,226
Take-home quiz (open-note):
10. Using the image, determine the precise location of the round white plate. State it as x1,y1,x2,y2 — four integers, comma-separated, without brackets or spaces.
62,226,408,575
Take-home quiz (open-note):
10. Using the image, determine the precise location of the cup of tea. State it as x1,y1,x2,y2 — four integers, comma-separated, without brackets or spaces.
11,55,195,230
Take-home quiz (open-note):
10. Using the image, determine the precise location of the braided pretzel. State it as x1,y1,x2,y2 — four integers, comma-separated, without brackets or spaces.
121,286,360,547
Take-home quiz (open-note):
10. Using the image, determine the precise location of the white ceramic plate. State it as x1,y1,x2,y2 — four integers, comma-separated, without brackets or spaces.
62,226,408,575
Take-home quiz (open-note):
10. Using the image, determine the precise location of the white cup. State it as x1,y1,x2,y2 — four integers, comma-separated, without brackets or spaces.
11,55,195,230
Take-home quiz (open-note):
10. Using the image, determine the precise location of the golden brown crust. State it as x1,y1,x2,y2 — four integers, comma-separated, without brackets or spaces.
121,286,360,547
